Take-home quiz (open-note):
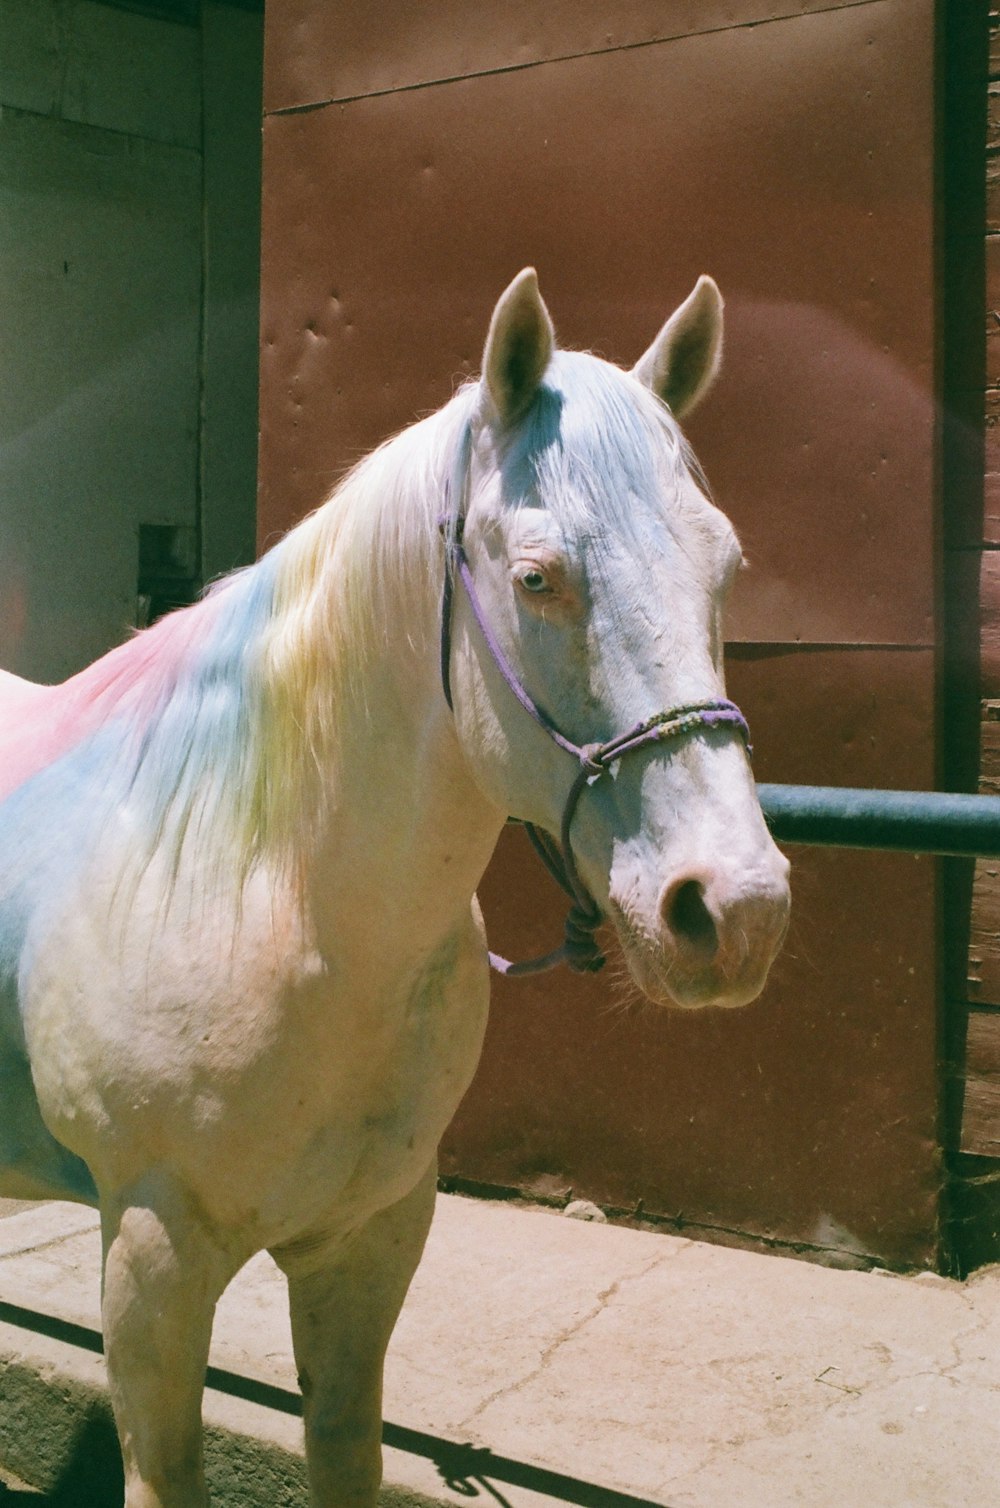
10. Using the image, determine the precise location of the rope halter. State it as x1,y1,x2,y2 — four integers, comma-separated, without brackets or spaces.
439,423,751,977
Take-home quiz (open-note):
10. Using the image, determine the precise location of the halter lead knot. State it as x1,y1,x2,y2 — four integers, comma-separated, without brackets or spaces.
578,744,607,777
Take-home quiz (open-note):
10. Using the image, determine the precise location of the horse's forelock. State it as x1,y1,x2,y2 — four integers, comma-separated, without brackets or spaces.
497,351,696,558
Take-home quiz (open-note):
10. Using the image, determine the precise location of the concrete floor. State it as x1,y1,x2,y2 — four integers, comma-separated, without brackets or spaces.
0,1194,997,1507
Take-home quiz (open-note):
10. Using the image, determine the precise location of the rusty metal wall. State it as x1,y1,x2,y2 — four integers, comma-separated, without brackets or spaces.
260,0,942,1267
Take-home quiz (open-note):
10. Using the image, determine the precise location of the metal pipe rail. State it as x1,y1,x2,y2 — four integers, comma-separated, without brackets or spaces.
757,785,1000,859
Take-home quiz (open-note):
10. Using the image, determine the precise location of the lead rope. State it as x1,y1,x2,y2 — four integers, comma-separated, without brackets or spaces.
439,429,751,977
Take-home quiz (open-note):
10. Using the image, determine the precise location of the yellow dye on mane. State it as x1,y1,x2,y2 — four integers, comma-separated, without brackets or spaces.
244,395,471,874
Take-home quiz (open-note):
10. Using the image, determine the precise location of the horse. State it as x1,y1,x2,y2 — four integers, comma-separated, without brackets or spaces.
0,269,789,1507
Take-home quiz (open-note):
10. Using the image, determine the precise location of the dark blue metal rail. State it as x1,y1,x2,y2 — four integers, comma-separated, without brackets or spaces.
757,785,1000,859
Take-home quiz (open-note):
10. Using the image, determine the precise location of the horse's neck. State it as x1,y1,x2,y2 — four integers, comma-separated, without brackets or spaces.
304,581,504,971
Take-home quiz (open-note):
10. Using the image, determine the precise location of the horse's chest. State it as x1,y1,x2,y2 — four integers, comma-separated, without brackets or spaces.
21,881,489,1234
196,943,489,1235
328,999,472,1192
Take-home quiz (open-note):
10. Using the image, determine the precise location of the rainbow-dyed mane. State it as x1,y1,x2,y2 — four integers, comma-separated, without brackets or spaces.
0,270,788,1507
0,387,475,889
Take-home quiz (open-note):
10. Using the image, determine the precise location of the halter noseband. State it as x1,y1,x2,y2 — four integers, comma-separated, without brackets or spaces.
439,424,751,978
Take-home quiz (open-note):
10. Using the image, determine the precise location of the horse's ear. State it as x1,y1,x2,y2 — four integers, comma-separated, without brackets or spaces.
632,275,724,420
482,268,555,425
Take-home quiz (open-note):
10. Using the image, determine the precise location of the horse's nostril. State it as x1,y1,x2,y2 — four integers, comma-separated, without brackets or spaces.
664,877,718,957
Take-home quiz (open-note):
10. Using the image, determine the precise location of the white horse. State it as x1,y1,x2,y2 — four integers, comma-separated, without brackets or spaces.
0,271,789,1506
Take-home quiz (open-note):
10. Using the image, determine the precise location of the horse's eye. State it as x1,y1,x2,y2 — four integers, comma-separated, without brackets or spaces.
517,567,550,594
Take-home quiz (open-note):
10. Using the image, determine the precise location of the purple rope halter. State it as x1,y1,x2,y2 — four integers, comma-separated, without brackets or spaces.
439,423,751,978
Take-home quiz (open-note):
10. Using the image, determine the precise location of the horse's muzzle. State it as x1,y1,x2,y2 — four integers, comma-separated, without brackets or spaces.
611,854,791,1009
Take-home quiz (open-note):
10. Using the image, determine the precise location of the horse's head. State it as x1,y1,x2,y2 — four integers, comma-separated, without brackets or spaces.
449,269,789,1009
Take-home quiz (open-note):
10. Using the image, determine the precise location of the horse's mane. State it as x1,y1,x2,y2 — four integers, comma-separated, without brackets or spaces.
9,354,693,890
233,384,479,868
9,384,479,888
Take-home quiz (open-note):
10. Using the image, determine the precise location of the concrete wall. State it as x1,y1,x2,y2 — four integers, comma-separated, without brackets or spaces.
0,0,261,683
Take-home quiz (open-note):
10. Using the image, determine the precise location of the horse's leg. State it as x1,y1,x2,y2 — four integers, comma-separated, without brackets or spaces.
100,1179,239,1508
270,1163,437,1508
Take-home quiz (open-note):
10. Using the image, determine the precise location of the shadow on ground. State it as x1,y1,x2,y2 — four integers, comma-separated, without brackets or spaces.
0,1301,674,1508
0,1412,123,1506
0,1402,677,1508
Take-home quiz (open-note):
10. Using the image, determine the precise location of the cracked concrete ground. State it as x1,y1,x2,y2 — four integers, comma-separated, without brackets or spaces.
0,1194,998,1506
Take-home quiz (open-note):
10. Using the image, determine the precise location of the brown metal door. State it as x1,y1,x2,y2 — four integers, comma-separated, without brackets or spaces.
260,0,940,1267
